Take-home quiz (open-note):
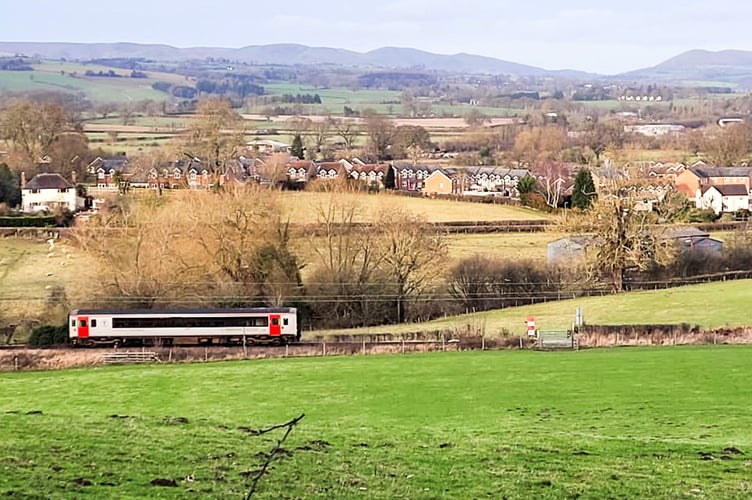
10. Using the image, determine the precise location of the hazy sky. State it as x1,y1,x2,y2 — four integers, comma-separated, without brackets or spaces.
2,0,751,74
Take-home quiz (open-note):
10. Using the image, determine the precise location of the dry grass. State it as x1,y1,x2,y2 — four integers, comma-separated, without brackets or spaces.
446,231,560,262
279,191,547,224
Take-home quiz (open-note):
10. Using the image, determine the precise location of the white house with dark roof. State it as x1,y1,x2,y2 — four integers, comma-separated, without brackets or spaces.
21,172,78,212
697,184,750,214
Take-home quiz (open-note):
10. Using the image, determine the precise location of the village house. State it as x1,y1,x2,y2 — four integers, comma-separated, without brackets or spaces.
391,162,440,192
21,172,81,212
675,165,752,197
423,168,459,195
88,155,130,191
463,166,531,196
348,162,388,189
696,184,750,214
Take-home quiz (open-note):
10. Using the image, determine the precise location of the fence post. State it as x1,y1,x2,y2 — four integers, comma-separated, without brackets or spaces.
401,338,405,354
442,333,446,352
481,336,485,351
204,347,208,361
362,338,366,355
14,355,18,371
322,341,327,357
285,344,289,357
242,336,247,357
168,348,173,363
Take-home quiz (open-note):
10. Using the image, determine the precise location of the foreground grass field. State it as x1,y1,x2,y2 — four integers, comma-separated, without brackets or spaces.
1,347,751,498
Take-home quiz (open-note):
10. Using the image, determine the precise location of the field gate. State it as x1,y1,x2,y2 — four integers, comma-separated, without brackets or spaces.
536,330,579,350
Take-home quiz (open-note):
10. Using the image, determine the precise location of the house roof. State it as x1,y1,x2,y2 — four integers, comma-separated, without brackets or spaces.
24,173,73,190
467,166,530,178
663,226,710,239
690,166,752,179
703,184,749,196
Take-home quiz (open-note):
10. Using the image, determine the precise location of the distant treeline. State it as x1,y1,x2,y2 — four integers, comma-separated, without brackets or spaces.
0,58,33,71
357,72,438,90
84,69,148,78
87,58,152,70
152,73,264,100
272,93,322,104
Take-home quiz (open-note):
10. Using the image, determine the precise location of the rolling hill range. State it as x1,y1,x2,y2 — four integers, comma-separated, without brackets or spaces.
4,41,752,88
0,41,592,77
616,49,752,88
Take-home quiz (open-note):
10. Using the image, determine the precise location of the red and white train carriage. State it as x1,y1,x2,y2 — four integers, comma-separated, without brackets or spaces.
69,307,300,346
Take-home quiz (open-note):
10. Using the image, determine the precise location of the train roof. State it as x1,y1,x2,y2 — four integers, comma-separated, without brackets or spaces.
70,307,297,316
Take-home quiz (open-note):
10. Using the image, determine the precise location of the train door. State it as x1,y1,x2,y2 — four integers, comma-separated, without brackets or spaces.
269,314,281,337
78,316,90,338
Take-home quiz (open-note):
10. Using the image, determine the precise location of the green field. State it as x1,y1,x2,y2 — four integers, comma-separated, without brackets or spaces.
1,347,751,498
315,279,752,337
0,61,183,102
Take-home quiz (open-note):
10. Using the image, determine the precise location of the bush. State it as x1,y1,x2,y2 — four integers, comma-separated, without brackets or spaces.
0,215,56,227
28,324,69,346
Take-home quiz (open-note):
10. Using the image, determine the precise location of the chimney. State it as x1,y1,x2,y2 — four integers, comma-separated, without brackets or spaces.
71,170,77,184
21,171,26,188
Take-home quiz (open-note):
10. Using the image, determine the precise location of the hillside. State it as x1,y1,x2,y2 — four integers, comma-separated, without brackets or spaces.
0,60,186,102
617,49,752,88
0,41,584,76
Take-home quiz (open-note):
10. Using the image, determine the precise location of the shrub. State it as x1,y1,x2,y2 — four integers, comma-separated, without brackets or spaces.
28,324,69,346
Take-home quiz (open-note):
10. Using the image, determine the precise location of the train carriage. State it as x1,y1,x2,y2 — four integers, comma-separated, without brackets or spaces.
69,307,300,346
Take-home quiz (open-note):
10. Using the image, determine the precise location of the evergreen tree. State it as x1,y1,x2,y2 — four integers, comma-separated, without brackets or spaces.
383,165,396,189
571,169,596,209
291,134,305,159
516,174,538,208
0,163,20,208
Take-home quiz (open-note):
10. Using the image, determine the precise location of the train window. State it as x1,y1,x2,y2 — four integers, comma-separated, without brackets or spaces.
272,318,279,326
283,318,289,326
79,320,87,327
70,319,76,327
91,319,97,328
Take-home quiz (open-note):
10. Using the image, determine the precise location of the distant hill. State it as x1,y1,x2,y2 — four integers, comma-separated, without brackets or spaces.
617,49,752,88
0,41,593,77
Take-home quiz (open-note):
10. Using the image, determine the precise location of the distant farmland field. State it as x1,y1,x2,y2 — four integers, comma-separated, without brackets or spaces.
1,347,751,498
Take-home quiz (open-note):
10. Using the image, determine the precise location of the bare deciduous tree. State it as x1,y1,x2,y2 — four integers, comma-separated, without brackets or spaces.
185,98,247,184
0,99,72,168
562,185,675,292
331,118,360,151
376,209,448,322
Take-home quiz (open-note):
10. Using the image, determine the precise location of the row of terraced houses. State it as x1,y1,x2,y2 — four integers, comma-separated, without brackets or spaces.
18,154,752,216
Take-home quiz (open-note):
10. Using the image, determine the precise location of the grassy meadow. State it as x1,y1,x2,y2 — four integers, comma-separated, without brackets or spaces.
1,347,751,498
323,279,752,337
0,61,184,102
279,191,547,224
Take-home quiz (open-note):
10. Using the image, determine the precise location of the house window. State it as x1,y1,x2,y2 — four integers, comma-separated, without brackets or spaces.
98,171,105,179
190,172,197,181
174,172,181,179
31,189,40,194
59,188,68,193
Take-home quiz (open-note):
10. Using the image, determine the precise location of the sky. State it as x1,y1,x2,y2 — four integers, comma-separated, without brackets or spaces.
2,0,752,74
